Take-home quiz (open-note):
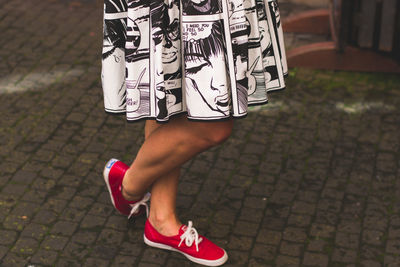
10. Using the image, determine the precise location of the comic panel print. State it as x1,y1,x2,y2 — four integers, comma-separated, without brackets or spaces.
264,0,285,91
229,0,249,114
151,0,183,120
245,0,268,104
125,0,151,119
269,0,288,76
102,0,128,113
256,0,280,91
182,0,222,15
182,20,231,119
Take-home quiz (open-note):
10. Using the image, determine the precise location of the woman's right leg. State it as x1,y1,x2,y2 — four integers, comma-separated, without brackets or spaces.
122,115,233,199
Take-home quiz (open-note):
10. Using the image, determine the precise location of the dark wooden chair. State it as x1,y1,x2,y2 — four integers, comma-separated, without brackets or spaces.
283,0,400,73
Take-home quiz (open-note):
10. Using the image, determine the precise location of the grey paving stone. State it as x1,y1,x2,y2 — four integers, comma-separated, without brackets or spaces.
70,230,98,245
56,257,82,267
1,252,28,267
331,247,358,263
283,227,308,243
303,252,329,267
280,241,303,257
41,235,69,251
10,237,38,255
0,230,18,246
233,221,259,237
20,223,49,241
111,255,138,266
30,249,59,266
276,254,300,266
84,257,110,267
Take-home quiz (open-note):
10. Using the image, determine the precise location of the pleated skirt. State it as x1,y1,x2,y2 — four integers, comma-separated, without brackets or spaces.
101,0,287,122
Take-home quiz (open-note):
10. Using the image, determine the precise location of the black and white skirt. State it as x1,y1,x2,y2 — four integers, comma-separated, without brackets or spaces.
101,0,287,122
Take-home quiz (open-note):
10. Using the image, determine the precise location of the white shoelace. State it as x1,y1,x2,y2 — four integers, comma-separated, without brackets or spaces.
178,221,203,252
128,192,151,219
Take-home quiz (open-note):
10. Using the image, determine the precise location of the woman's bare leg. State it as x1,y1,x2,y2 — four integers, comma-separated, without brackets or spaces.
122,115,233,199
143,120,182,236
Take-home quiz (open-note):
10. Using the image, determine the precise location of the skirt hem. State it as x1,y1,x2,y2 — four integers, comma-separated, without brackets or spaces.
104,85,286,123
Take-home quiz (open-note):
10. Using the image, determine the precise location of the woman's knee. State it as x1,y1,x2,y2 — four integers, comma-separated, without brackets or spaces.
145,120,160,139
200,120,234,146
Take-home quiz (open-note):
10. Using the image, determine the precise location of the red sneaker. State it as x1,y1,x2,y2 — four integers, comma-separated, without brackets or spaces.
144,220,228,266
103,158,150,218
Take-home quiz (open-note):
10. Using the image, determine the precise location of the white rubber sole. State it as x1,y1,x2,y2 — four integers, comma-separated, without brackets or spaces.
103,158,119,209
144,235,228,266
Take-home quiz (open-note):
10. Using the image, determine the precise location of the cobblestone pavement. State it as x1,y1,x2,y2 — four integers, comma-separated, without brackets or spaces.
1,0,400,266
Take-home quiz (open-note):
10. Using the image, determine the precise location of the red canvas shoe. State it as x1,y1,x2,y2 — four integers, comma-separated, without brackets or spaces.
103,158,150,218
144,220,228,266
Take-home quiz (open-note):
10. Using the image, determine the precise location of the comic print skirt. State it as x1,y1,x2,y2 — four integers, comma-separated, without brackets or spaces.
101,0,287,122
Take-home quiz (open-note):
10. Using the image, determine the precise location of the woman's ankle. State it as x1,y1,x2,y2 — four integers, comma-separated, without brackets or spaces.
148,213,181,236
121,186,143,202
121,168,145,201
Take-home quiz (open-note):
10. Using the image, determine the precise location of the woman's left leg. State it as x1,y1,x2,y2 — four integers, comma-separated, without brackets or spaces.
144,120,182,236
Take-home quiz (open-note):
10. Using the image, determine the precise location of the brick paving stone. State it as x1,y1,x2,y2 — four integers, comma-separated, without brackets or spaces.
227,235,253,251
50,220,78,236
3,214,30,231
84,257,110,267
208,223,231,239
332,247,358,263
89,202,114,217
90,244,119,260
256,228,282,245
10,170,38,184
165,257,192,267
335,232,359,249
97,228,125,246
11,237,38,255
310,223,336,239
303,252,329,267
359,260,381,267
32,209,58,225
111,255,138,267
276,254,300,266
1,252,28,267
141,247,169,265
233,221,259,236
362,230,384,246
0,230,18,245
1,183,27,198
30,249,59,266
41,234,69,251
279,241,303,257
314,211,339,226
0,245,8,260
384,254,400,266
337,219,362,234
119,242,144,257
238,207,264,223
68,195,94,210
251,243,276,262
385,240,400,254
71,230,99,245
261,216,286,231
60,207,86,222
20,223,49,241
288,213,312,227
283,227,308,243
61,241,90,260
